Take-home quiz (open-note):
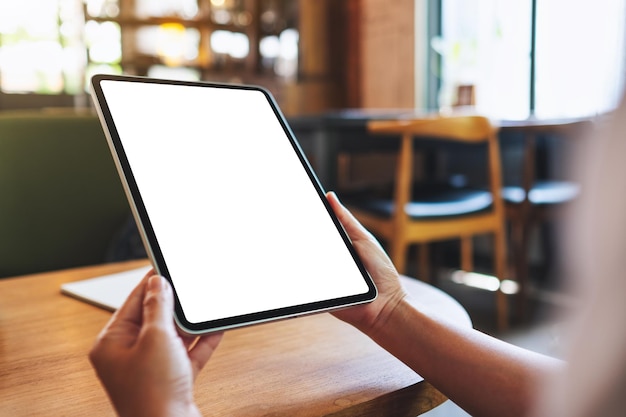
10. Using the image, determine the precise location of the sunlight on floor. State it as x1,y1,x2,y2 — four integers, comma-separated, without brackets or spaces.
450,269,520,295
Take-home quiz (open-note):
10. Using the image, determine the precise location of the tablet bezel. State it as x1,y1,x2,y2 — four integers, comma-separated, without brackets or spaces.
89,74,377,334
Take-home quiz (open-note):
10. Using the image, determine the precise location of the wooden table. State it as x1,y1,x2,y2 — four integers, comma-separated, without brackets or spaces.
288,110,590,191
0,259,471,416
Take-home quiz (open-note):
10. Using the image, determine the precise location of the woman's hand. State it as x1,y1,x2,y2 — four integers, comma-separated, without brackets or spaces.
89,271,223,417
326,192,407,336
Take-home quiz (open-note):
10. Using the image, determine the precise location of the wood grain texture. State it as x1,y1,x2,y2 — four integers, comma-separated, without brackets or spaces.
360,0,415,109
0,260,149,417
0,260,470,416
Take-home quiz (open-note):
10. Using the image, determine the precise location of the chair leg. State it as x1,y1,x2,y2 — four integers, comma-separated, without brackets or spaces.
460,236,473,272
418,243,430,282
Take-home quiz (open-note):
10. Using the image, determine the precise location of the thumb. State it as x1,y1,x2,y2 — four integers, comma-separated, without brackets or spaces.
326,191,372,242
142,274,176,331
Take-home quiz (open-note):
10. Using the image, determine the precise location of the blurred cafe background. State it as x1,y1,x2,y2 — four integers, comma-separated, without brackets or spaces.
1,0,624,334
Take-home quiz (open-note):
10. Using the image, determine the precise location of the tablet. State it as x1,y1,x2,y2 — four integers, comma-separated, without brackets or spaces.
90,74,377,334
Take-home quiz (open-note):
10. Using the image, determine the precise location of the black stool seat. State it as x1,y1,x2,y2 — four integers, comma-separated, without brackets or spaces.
346,185,493,219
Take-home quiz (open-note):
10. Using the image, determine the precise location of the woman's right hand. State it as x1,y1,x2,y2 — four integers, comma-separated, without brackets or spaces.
89,272,223,417
326,192,408,336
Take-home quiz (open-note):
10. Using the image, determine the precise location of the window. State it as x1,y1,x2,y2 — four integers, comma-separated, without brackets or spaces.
0,0,85,94
0,0,298,95
534,0,626,117
436,0,626,119
84,0,299,83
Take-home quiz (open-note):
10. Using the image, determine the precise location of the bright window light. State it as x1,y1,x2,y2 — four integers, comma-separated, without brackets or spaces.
147,65,200,82
260,36,280,59
534,0,626,117
229,32,249,59
211,30,232,55
86,21,122,63
211,30,249,59
0,0,85,93
439,0,626,118
439,0,531,118
279,29,299,61
275,29,299,79
133,24,200,67
135,0,198,19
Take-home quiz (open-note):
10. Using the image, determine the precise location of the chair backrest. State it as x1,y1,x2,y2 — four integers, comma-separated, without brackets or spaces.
368,115,496,143
0,110,131,277
367,115,504,222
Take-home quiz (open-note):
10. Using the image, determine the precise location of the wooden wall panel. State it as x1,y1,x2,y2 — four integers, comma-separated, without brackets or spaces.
360,0,415,109
284,0,346,115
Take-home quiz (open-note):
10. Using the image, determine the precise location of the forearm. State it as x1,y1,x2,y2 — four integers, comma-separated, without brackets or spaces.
361,299,563,417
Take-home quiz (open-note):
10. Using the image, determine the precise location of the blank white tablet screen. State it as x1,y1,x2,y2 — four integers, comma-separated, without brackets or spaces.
99,80,370,324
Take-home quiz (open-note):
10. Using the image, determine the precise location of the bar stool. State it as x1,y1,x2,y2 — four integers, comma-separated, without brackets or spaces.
501,119,590,320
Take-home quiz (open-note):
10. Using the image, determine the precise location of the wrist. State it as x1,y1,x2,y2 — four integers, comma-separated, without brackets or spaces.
185,403,205,417
361,291,409,340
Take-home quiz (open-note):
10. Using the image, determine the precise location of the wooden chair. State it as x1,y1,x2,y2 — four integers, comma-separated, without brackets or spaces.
345,115,509,330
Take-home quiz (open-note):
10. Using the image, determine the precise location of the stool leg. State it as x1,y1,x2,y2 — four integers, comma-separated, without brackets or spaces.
418,243,430,282
494,230,509,332
512,216,531,323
